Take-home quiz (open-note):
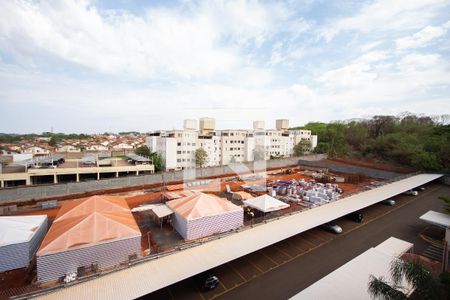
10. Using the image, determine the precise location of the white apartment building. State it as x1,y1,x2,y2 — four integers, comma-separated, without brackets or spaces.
147,133,177,171
216,130,254,165
146,118,317,171
289,129,317,149
198,135,221,167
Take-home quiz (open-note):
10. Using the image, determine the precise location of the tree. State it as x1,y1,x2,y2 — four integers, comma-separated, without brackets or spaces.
135,145,151,157
150,152,164,172
439,195,450,215
229,155,237,163
253,145,265,161
293,140,312,156
48,136,60,146
368,257,449,300
195,148,208,168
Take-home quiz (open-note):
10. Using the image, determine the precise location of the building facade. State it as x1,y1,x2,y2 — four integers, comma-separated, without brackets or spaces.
146,118,317,171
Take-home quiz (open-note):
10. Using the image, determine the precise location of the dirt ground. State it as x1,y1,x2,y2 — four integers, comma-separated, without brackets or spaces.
10,167,367,220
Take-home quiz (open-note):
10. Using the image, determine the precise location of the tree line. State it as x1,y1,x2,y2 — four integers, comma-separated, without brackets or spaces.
292,113,450,173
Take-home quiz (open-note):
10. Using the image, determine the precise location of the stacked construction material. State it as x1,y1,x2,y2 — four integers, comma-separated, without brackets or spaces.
36,195,141,283
269,179,342,206
0,215,48,272
167,192,243,240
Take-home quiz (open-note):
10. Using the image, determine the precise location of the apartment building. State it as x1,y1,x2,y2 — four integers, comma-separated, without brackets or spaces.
197,135,221,167
146,118,317,171
215,130,254,165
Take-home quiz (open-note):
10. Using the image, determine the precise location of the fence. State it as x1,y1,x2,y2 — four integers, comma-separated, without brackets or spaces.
298,159,401,179
0,155,326,204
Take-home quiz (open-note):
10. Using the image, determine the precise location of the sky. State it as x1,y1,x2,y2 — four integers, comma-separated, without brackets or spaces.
0,0,449,133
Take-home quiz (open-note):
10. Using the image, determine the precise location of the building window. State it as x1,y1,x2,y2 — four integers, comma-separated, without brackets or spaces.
177,142,181,146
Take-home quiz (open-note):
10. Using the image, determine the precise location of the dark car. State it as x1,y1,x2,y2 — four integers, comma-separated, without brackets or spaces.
346,211,364,223
196,271,219,292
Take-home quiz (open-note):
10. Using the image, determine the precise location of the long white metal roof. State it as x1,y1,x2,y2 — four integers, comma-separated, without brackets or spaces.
374,236,414,257
290,237,413,300
420,210,450,228
0,215,47,246
34,173,441,300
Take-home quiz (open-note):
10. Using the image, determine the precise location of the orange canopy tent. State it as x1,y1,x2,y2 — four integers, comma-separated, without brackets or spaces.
37,195,140,256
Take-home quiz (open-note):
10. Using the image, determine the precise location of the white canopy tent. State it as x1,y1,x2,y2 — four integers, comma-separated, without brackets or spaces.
243,195,290,213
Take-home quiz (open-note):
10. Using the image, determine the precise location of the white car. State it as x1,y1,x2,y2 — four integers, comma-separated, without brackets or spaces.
404,190,419,196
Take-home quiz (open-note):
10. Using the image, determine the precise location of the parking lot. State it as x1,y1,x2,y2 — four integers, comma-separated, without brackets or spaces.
143,182,445,300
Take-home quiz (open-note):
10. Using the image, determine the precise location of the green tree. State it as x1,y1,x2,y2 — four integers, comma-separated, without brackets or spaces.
368,257,449,300
150,152,164,172
195,148,208,168
439,195,450,215
135,145,151,157
293,140,312,156
48,136,60,146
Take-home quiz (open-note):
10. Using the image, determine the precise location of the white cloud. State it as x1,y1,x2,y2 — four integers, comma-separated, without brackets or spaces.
0,1,449,132
321,0,449,42
396,21,450,50
0,0,294,79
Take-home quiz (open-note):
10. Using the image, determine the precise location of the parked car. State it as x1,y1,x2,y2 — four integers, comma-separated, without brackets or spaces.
196,271,219,292
346,211,364,223
404,190,419,196
413,186,426,192
320,222,343,234
381,199,396,206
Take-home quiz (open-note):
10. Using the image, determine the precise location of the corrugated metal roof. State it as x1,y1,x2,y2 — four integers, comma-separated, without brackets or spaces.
34,173,442,300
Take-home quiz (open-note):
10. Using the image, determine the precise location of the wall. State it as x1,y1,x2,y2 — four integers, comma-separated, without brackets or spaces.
37,236,141,282
298,160,401,179
0,155,326,204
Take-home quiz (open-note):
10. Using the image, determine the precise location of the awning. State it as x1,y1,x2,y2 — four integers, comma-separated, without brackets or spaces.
152,205,174,218
420,210,450,228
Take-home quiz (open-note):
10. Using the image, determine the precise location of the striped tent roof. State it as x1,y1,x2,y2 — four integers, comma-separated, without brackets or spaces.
166,192,242,220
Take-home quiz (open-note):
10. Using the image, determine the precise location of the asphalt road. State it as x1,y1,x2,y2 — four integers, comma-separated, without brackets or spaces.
143,182,449,300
